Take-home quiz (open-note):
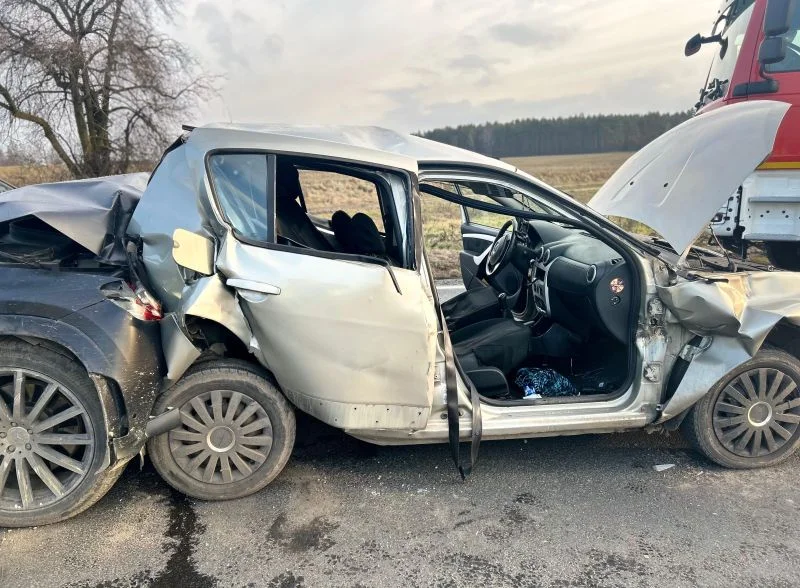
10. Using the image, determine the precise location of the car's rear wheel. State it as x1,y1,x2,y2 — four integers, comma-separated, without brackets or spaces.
683,349,800,469
147,359,296,500
0,340,121,527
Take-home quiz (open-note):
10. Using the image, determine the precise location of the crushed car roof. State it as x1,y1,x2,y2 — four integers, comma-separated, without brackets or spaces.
188,123,519,174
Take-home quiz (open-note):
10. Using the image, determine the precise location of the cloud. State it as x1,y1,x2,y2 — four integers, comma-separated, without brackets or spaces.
180,0,720,133
193,2,247,67
448,54,507,75
489,22,566,48
262,34,284,60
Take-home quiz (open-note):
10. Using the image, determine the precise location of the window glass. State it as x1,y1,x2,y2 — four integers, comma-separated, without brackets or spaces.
766,3,800,73
298,170,384,231
419,182,464,278
457,181,552,228
462,191,515,229
703,2,755,97
208,153,270,241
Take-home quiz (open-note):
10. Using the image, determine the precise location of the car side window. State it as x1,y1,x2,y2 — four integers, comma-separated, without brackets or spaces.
298,170,385,232
457,183,515,229
208,153,271,242
766,3,800,73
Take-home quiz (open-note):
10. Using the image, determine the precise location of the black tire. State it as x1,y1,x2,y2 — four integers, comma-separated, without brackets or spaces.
683,349,800,469
147,359,295,501
0,340,122,528
765,241,800,271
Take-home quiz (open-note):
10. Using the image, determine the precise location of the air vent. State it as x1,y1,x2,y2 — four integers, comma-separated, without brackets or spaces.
586,265,597,283
611,258,623,265
542,248,551,265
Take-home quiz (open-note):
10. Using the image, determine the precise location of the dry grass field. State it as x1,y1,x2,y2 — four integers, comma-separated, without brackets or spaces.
0,152,633,278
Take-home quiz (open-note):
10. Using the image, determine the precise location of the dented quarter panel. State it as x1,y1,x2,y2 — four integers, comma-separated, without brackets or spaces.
160,313,202,385
179,273,253,349
127,144,216,311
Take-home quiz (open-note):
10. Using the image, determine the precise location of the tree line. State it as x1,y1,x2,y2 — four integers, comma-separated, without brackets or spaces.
419,112,692,158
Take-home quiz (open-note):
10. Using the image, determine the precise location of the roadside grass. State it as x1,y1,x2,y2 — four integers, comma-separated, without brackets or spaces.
0,152,637,277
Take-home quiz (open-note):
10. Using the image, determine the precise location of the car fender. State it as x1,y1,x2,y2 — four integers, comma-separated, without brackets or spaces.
657,336,752,422
0,313,122,469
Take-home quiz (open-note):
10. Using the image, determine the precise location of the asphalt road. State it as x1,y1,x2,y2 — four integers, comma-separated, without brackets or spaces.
1,283,799,587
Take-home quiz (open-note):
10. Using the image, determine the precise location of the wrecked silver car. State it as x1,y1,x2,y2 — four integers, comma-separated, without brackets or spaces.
1,100,799,527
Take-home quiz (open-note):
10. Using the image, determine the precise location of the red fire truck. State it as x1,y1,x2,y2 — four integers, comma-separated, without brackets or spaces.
686,0,800,268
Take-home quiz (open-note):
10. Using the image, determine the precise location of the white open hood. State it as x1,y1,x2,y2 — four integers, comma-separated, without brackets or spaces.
588,100,791,254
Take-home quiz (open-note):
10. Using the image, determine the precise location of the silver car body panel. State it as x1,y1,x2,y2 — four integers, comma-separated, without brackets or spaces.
216,233,439,430
160,313,202,385
588,101,791,254
655,270,800,421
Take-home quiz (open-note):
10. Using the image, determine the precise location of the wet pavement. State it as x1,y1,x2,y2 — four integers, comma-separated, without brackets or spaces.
2,417,799,588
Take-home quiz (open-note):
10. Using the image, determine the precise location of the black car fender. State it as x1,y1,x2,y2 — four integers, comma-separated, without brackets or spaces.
0,304,164,467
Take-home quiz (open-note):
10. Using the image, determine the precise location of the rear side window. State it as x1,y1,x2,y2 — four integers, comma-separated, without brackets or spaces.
297,169,385,232
766,4,800,73
208,153,271,241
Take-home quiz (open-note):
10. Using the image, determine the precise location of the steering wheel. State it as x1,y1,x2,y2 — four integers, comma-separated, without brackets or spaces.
485,219,518,277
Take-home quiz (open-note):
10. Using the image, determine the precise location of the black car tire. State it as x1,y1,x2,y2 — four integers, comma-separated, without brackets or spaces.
147,359,296,501
0,339,122,528
683,349,800,469
765,241,800,271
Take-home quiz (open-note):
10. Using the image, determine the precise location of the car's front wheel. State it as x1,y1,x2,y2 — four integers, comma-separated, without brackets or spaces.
147,359,296,500
684,349,800,469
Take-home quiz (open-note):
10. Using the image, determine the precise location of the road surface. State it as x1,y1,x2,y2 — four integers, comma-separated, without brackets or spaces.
1,282,799,587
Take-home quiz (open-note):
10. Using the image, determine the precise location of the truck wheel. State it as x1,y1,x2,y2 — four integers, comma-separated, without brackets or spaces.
0,340,122,528
147,359,295,501
765,242,800,271
683,349,800,469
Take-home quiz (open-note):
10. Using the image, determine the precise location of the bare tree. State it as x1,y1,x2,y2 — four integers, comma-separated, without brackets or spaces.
0,0,211,178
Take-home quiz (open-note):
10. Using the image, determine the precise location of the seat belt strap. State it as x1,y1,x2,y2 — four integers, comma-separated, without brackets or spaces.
437,302,482,479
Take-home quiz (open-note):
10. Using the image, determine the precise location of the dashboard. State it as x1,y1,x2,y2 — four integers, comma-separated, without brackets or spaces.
520,220,632,343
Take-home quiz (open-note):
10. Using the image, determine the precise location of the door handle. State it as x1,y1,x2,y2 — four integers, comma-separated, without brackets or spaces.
226,278,281,296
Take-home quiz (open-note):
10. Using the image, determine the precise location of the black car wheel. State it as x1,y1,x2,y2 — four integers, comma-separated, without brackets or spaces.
147,359,296,500
0,340,122,527
684,349,800,469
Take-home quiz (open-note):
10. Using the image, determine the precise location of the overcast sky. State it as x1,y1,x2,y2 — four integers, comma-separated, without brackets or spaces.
174,0,722,132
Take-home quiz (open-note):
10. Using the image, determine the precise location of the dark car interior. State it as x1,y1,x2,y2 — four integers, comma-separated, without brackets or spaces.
420,181,636,405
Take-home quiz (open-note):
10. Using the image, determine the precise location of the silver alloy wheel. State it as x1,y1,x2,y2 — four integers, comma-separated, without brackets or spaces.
0,369,95,512
168,390,273,484
713,367,800,458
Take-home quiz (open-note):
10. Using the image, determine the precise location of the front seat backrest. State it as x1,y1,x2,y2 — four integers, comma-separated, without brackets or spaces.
275,164,334,251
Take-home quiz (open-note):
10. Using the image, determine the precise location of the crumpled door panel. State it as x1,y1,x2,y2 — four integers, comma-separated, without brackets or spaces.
216,235,438,431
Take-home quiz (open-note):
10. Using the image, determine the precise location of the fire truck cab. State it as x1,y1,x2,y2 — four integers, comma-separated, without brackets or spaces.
687,0,800,268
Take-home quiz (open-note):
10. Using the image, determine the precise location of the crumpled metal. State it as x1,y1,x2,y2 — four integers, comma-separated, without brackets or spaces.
0,173,148,264
657,271,800,356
